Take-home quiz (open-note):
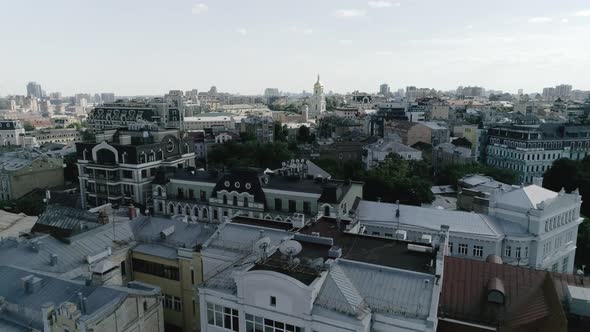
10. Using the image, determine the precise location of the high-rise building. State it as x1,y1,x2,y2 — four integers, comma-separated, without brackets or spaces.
264,88,280,98
100,92,115,103
308,74,326,118
555,84,572,99
518,89,523,95
49,92,62,100
542,87,556,100
26,82,42,98
406,86,417,101
379,83,390,96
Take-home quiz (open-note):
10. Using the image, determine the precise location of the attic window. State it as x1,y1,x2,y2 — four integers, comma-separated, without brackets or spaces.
270,296,276,307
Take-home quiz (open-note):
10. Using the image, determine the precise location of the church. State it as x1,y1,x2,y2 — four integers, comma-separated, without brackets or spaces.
308,74,326,118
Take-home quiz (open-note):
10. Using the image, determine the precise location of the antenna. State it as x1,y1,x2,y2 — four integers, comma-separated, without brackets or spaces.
254,237,272,261
278,240,302,264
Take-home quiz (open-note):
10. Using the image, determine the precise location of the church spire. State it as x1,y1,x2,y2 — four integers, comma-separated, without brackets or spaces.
317,74,320,83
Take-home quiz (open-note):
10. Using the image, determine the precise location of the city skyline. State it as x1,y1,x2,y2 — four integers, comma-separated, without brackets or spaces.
2,0,590,95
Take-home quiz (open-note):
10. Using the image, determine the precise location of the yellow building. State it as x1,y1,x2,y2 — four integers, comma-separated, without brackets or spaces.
130,216,214,332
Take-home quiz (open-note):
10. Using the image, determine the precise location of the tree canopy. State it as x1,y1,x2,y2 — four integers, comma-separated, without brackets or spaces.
207,141,293,169
437,162,518,186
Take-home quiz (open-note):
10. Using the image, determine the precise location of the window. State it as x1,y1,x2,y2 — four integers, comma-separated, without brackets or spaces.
457,243,468,255
246,313,304,332
288,200,296,213
473,245,483,257
191,269,195,284
270,296,276,307
173,296,182,312
122,170,133,178
515,247,521,259
244,197,249,207
207,303,239,332
223,195,228,205
372,231,380,236
448,242,453,254
164,295,172,309
562,257,569,272
189,189,194,200
120,261,126,276
303,202,311,214
552,263,558,272
158,202,163,212
193,299,196,315
525,247,529,257
275,198,282,211
505,246,511,257
324,205,330,217
132,258,179,280
213,209,218,220
141,169,147,178
143,301,148,312
200,190,206,201
233,196,238,206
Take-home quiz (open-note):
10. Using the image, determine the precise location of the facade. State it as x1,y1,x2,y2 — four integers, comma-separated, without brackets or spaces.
362,138,422,169
0,120,25,146
308,75,326,118
86,98,184,131
0,150,64,201
198,218,446,332
432,142,476,172
130,216,215,332
184,113,242,131
357,183,582,273
152,163,363,225
240,115,274,143
75,128,195,208
0,266,164,332
485,123,590,183
29,128,81,145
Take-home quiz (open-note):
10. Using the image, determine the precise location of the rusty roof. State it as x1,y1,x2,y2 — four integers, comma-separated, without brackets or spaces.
439,256,567,332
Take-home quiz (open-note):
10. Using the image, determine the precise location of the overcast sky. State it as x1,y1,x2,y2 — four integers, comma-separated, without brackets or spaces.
2,0,590,96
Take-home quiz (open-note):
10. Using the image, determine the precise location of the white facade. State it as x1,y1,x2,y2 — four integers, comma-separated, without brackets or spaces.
184,114,242,131
308,75,326,118
0,120,25,146
357,185,582,273
363,139,422,169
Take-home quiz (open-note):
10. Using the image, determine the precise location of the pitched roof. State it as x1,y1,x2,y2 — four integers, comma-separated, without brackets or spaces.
31,205,101,238
439,256,567,331
495,185,558,209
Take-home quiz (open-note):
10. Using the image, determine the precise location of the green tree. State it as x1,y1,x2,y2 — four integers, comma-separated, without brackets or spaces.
23,122,35,131
81,130,96,142
297,125,311,143
273,121,288,142
437,163,518,186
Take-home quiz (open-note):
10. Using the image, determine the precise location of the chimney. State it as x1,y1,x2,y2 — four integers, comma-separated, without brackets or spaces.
78,292,86,314
50,254,58,266
395,200,400,218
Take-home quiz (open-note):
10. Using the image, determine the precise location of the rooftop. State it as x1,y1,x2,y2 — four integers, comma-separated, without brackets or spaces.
495,185,559,210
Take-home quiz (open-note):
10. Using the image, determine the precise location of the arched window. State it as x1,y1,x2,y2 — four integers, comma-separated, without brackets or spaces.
157,187,162,196
223,195,228,205
168,203,174,214
185,206,190,215
324,205,330,217
202,208,208,219
244,197,248,207
233,196,238,206
177,205,182,214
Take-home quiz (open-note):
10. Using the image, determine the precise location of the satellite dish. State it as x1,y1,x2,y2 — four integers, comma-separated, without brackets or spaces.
254,237,272,260
279,240,302,257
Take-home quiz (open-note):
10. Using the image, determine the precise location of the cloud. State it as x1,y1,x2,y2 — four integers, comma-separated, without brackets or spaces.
335,9,366,18
375,50,393,56
561,18,569,23
191,3,208,15
528,17,553,23
368,1,400,8
339,39,353,45
465,25,474,30
574,10,590,17
303,28,313,35
236,28,247,36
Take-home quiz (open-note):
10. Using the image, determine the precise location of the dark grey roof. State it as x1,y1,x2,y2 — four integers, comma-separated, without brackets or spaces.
0,265,126,330
131,216,215,251
31,205,101,238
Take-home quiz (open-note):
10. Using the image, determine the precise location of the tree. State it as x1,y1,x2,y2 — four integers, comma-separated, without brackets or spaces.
273,121,288,142
437,163,518,186
23,122,35,131
297,125,311,143
81,130,96,142
207,141,293,169
63,153,79,184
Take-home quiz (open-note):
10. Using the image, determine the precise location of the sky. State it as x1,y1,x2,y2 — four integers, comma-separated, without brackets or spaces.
2,0,590,96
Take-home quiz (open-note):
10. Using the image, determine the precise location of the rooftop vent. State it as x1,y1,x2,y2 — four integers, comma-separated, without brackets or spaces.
487,277,505,304
485,254,503,264
21,275,43,294
50,254,58,266
328,246,342,258
160,226,175,239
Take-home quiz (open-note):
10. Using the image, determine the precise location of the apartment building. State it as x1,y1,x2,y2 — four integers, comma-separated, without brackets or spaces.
75,127,195,208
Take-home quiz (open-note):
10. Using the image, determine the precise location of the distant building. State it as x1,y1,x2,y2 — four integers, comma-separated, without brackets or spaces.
100,92,115,103
26,81,43,98
485,123,590,183
75,128,194,208
29,128,80,146
363,138,422,169
264,88,280,98
0,150,64,201
555,84,572,99
388,121,449,147
432,142,475,172
406,86,417,101
87,98,183,131
379,83,390,96
0,120,25,146
184,112,242,131
308,75,326,118
240,115,274,143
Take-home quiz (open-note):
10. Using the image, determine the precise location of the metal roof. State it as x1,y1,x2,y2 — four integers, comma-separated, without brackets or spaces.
495,185,558,210
131,216,215,250
357,200,503,238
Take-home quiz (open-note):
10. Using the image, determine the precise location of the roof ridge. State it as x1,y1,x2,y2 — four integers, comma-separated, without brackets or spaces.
328,263,368,316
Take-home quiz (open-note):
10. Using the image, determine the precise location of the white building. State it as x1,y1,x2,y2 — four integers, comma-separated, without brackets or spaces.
184,113,243,131
356,184,582,273
0,120,25,146
308,75,326,118
363,138,422,169
199,219,446,332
